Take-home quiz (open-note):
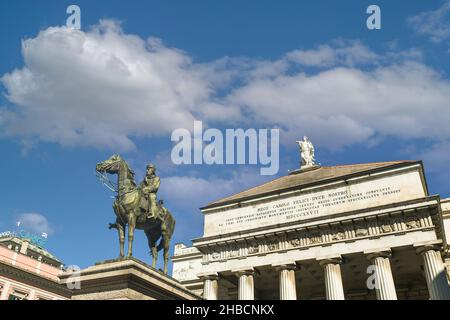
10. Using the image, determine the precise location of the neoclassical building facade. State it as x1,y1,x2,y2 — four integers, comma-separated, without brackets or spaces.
172,159,450,300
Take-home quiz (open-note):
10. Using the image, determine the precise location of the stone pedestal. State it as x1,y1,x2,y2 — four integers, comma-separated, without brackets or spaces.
59,257,201,300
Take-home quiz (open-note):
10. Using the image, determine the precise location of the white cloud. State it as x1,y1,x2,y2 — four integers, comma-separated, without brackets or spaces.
17,213,54,235
219,59,450,150
408,1,450,43
285,40,379,67
1,20,233,151
406,140,450,191
159,169,270,212
418,141,450,173
2,21,450,158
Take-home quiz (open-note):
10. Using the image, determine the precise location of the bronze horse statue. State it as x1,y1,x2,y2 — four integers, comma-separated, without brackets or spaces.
96,154,175,274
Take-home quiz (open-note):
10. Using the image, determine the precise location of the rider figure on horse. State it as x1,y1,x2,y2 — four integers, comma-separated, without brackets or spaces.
140,164,163,220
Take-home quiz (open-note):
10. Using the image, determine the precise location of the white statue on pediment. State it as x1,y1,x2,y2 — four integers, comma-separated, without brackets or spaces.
296,136,316,169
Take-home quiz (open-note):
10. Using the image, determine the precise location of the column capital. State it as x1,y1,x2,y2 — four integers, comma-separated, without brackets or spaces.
364,248,392,261
201,273,219,300
414,240,443,255
198,272,219,281
231,267,254,277
272,260,297,271
317,255,343,267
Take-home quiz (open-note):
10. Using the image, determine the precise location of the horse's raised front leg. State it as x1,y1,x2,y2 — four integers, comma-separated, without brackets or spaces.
127,214,136,257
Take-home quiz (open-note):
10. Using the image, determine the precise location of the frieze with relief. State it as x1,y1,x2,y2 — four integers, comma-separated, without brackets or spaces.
204,210,434,262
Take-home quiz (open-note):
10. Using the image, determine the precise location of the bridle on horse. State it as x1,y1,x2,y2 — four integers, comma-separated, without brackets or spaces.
95,167,128,227
95,169,118,193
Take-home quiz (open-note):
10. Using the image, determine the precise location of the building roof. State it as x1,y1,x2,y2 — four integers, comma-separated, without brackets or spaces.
0,236,62,267
201,161,421,210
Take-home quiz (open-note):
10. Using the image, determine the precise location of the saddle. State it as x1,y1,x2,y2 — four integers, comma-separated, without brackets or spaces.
138,197,166,221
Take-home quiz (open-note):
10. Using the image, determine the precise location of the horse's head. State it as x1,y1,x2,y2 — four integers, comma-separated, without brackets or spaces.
96,154,136,184
96,154,123,174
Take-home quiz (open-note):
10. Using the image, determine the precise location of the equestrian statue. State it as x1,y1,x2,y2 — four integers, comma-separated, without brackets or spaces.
95,154,175,274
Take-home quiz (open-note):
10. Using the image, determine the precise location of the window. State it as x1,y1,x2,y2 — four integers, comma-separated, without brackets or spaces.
8,290,28,300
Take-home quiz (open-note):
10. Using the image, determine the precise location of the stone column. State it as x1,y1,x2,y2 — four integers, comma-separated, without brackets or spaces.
27,289,36,300
318,256,345,300
274,264,297,300
365,249,397,300
234,269,255,300
200,273,219,300
416,244,450,300
0,281,11,300
445,257,450,281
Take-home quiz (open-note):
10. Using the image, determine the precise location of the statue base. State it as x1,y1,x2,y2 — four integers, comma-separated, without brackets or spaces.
59,257,201,300
289,164,321,175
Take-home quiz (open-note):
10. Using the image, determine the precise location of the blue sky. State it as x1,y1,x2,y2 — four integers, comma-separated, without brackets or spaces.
1,0,450,271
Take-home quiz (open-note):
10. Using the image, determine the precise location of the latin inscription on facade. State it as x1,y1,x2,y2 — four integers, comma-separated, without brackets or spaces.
204,170,426,236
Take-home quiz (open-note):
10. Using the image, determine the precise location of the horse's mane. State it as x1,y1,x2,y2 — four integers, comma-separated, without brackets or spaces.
126,167,137,187
119,157,137,187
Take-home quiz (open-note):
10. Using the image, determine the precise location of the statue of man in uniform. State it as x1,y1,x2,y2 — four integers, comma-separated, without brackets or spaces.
140,164,161,219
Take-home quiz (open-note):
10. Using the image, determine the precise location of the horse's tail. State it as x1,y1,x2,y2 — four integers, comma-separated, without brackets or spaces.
157,240,164,252
157,211,175,252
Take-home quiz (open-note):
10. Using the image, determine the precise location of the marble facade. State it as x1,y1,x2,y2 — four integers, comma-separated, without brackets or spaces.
172,160,450,300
